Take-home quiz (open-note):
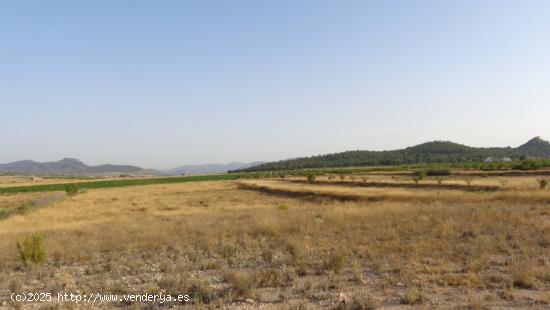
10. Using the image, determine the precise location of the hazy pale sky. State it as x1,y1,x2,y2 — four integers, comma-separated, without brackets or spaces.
1,0,549,169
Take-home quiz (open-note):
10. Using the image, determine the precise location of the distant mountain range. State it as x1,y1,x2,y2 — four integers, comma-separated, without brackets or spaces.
0,158,160,176
0,158,264,176
162,162,264,175
232,137,550,172
4,137,549,175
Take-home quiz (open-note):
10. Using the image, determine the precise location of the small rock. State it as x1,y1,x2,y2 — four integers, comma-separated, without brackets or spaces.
339,292,350,304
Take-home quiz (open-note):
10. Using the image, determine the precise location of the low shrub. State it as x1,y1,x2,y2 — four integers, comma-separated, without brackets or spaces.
417,169,450,176
401,288,422,305
513,273,538,289
326,249,347,274
413,171,427,184
344,294,380,310
187,280,215,304
17,234,46,266
223,271,257,298
65,184,79,196
256,267,295,288
286,241,305,267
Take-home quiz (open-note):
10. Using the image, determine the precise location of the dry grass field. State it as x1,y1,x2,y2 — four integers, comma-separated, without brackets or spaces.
0,176,101,189
0,174,549,309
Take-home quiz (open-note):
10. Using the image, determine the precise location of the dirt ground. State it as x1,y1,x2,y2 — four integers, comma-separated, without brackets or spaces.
0,175,549,309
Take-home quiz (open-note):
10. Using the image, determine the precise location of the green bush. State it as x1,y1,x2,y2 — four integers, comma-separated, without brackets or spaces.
513,160,539,171
17,235,46,266
416,171,427,180
418,169,450,176
413,171,426,184
538,179,548,190
65,184,79,196
307,174,316,183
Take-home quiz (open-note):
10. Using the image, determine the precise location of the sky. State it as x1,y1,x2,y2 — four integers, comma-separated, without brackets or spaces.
1,0,550,169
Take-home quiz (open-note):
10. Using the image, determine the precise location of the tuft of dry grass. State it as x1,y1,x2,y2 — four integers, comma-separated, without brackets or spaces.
326,248,347,274
400,288,422,305
223,270,257,299
512,272,539,289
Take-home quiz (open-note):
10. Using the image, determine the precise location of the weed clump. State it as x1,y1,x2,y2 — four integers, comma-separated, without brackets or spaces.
286,241,305,267
538,179,547,190
256,267,295,288
187,280,215,304
326,249,347,274
500,288,515,300
350,294,380,310
223,271,257,298
277,204,289,211
17,234,46,266
513,273,538,289
307,174,316,183
401,288,422,305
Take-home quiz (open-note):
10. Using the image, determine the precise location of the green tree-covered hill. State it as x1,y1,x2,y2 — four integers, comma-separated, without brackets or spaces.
233,137,550,172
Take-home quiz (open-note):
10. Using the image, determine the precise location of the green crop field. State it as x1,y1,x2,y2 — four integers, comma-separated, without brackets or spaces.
0,174,240,194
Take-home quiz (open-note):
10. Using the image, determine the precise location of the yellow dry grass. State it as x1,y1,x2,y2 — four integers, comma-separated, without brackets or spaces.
316,173,547,190
239,178,550,204
0,176,549,309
